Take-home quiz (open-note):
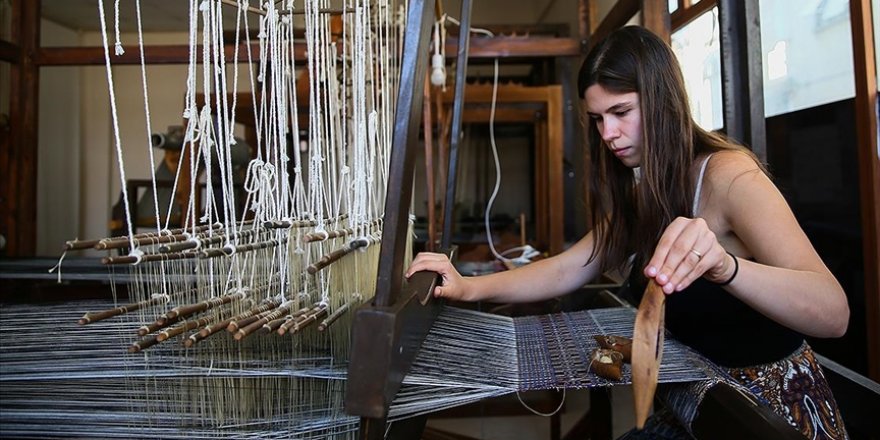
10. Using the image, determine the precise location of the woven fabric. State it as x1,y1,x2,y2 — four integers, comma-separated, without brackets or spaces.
512,308,713,391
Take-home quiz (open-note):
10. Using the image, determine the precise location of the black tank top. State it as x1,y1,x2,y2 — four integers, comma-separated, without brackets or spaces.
623,154,803,367
627,273,803,368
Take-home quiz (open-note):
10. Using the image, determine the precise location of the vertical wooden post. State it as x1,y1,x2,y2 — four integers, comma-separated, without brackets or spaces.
3,0,39,256
641,0,671,43
717,0,766,160
578,0,596,52
423,73,436,252
439,0,473,251
849,0,880,382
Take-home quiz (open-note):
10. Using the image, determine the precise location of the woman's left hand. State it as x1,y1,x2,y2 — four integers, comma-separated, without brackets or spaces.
644,217,735,294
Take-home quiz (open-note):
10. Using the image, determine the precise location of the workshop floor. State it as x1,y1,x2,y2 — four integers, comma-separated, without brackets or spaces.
425,385,637,440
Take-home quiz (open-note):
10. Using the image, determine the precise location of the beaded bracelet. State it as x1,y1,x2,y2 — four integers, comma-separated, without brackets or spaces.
717,251,739,286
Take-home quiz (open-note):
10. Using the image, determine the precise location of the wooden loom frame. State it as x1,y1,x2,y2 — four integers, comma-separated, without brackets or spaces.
0,1,878,438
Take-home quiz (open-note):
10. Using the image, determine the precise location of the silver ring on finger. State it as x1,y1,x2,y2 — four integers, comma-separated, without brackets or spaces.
690,248,703,259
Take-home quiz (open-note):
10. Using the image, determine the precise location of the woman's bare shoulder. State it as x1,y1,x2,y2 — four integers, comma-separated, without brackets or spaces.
704,149,764,182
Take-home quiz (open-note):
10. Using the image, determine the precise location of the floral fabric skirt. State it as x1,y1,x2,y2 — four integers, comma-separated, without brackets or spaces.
619,342,848,440
726,342,848,440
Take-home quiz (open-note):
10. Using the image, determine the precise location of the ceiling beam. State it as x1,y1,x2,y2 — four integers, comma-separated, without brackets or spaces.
590,0,639,48
672,0,717,30
36,35,581,68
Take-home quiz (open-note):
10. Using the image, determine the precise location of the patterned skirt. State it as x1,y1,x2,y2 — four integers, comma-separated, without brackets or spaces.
726,342,848,440
619,342,848,440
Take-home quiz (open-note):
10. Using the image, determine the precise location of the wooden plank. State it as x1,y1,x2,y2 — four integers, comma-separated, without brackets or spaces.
717,0,766,160
671,0,717,30
423,74,437,252
557,56,582,241
3,0,39,256
446,23,571,37
578,0,597,51
346,4,441,437
440,0,474,251
36,43,308,66
849,0,880,382
590,0,639,48
37,38,577,67
641,0,671,42
535,120,547,251
445,35,580,59
346,271,444,418
545,86,564,255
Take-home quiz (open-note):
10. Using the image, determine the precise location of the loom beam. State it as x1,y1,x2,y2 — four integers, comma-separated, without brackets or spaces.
344,0,438,429
440,0,473,250
345,0,471,437
346,268,443,419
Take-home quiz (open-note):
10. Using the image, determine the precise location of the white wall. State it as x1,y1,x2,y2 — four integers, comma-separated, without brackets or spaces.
36,27,255,256
37,19,82,256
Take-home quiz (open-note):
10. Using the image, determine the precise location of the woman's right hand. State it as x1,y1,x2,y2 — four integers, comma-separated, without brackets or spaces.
405,252,474,301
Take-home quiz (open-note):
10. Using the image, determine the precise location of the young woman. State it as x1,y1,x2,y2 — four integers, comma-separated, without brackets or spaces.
406,26,850,439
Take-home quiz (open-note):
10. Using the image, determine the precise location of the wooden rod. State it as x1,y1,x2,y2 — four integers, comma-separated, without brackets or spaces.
306,237,372,274
160,292,245,324
424,73,437,252
303,220,381,243
317,299,358,332
138,315,180,337
129,335,159,353
262,307,309,334
234,303,293,341
199,237,287,259
278,304,327,336
67,222,221,251
158,228,261,253
224,299,283,333
157,317,213,342
78,295,168,325
102,250,199,265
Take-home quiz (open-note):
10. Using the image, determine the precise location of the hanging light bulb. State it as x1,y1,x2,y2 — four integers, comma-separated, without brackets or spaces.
429,19,446,86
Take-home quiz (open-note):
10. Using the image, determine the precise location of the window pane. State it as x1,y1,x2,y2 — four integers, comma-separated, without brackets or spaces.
760,0,854,117
671,7,723,131
669,0,679,15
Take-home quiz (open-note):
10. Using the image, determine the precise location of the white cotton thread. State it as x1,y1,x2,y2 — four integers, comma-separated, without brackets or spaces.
128,248,145,265
48,250,67,283
97,0,137,251
113,0,124,55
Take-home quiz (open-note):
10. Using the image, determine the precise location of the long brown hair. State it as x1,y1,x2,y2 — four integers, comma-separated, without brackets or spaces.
577,26,761,272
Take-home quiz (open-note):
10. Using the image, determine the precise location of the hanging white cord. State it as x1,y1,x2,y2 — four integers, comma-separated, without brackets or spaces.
97,0,136,252
515,388,566,417
134,0,171,291
483,57,539,264
483,57,511,263
113,0,124,55
441,18,536,264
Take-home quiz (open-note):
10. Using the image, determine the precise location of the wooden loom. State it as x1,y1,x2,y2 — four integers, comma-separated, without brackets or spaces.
345,0,471,438
340,3,811,440
0,2,852,439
